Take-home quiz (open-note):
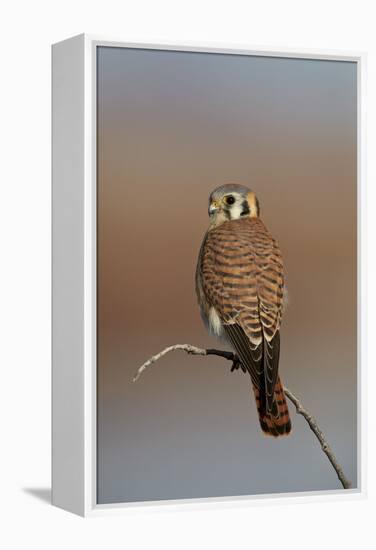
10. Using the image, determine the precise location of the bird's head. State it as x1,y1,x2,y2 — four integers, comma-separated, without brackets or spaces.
208,184,260,227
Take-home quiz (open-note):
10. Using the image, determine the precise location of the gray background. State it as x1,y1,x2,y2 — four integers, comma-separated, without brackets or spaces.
97,47,357,504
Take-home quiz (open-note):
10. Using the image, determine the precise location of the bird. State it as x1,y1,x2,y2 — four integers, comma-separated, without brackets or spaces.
195,183,291,437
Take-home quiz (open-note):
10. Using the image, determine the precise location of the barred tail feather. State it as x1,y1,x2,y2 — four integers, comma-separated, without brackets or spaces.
253,376,292,437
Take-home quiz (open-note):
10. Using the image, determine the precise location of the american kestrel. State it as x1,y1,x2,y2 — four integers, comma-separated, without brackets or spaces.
195,184,291,436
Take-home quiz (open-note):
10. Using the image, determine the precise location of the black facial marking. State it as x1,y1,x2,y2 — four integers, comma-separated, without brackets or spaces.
240,199,250,216
255,197,260,216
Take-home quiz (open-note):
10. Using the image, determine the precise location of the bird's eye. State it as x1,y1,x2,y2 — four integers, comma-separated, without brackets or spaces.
225,195,235,205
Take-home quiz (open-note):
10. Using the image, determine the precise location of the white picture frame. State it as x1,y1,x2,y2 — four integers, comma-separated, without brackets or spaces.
52,34,366,517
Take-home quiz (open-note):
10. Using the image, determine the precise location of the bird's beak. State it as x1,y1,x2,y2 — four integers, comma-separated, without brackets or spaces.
209,200,221,216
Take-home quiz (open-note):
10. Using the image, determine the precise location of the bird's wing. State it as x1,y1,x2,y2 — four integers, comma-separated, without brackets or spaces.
223,323,263,389
255,226,284,410
200,218,284,411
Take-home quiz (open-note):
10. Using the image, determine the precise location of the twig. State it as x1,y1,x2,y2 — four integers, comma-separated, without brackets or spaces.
133,344,351,489
283,388,351,489
132,345,207,382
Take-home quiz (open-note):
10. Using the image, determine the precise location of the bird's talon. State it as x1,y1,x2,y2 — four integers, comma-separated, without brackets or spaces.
231,357,242,372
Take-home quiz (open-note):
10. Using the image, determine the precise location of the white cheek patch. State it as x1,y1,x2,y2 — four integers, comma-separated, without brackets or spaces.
208,307,223,336
229,202,243,220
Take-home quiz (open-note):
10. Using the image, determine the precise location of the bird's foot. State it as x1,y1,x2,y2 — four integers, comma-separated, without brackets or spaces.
230,355,246,373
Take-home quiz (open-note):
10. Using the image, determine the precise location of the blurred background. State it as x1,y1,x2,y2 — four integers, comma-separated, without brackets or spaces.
97,46,357,504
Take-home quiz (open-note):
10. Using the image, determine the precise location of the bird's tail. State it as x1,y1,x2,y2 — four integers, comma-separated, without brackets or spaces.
252,376,292,437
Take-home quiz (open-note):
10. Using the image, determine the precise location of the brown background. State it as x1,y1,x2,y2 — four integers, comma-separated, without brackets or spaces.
97,47,357,504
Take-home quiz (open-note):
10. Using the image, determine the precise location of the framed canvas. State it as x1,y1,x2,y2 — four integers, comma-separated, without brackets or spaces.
52,34,366,517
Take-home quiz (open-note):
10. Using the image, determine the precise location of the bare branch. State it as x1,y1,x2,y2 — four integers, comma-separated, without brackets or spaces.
283,388,351,489
133,344,351,489
132,344,207,382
